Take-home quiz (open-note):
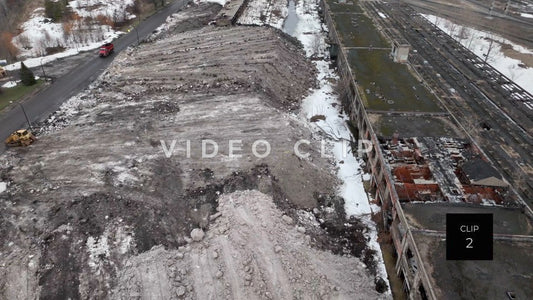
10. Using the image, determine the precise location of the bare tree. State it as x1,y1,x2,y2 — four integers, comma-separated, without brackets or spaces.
457,26,468,40
448,21,457,37
43,30,52,48
37,37,47,56
465,28,476,50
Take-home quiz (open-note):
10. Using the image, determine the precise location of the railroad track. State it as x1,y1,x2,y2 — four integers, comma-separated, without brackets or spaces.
362,0,533,204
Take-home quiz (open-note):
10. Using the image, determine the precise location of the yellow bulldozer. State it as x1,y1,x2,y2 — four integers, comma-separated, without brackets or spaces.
5,129,36,147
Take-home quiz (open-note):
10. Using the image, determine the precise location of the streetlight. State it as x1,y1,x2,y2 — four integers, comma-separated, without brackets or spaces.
40,58,47,81
19,103,33,130
134,14,141,45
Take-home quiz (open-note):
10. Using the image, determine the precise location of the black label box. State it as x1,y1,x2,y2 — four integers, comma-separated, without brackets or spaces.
446,213,493,260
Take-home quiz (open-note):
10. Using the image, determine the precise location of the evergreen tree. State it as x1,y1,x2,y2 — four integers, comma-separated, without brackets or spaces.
20,62,36,86
44,0,66,22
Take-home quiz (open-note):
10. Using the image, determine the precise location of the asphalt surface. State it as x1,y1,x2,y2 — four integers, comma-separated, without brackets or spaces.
0,0,189,154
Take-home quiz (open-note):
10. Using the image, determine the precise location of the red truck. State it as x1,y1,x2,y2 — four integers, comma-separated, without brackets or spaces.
99,43,114,57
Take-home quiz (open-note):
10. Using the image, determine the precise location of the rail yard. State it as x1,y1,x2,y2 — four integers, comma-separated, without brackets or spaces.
322,0,533,298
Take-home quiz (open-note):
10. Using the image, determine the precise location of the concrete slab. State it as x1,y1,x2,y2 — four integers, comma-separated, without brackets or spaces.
413,233,533,299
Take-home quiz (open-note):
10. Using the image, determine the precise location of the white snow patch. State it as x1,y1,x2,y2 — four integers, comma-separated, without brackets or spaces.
422,14,533,95
370,203,381,213
196,0,229,6
116,227,135,255
86,226,134,269
1,81,18,88
0,182,7,194
86,235,110,269
116,171,139,184
521,13,533,19
362,173,371,181
481,199,497,206
290,0,326,57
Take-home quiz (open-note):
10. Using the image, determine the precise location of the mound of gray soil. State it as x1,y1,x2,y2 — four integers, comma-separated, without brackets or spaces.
111,190,383,299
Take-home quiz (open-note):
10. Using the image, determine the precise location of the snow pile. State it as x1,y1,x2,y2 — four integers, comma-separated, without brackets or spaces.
0,182,6,194
422,14,533,95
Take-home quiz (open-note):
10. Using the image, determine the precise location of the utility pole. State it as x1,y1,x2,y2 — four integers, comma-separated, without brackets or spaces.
40,58,47,81
19,103,32,130
484,38,494,63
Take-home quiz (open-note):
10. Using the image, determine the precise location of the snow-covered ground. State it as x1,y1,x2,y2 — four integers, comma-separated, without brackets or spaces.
69,0,135,20
423,14,533,95
238,0,288,29
6,1,131,71
196,0,229,5
4,38,119,73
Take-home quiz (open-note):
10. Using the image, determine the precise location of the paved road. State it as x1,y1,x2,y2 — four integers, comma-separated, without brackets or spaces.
0,0,189,154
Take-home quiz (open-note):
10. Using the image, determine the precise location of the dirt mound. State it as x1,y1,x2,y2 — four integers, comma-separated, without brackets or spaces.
114,25,316,110
147,2,223,41
111,190,384,299
0,10,381,299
